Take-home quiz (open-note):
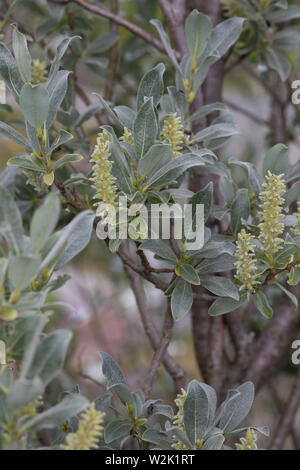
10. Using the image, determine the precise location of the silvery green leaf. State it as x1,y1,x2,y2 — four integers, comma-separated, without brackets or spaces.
0,186,24,255
0,43,23,99
48,36,80,81
23,394,89,431
104,419,132,444
253,291,273,318
12,26,31,83
8,255,41,291
263,143,289,176
138,143,172,178
26,329,72,385
229,160,262,195
190,102,227,122
139,240,177,263
20,83,50,130
100,351,127,390
46,70,71,128
54,154,83,170
208,294,247,316
7,154,44,172
147,152,209,189
137,63,165,110
264,47,291,81
0,121,31,151
200,275,239,301
30,193,60,252
266,5,300,23
274,282,298,308
150,19,180,72
197,253,235,274
171,278,193,320
203,17,245,61
5,377,43,414
183,380,210,445
219,382,255,434
192,123,239,144
177,264,200,285
185,10,212,61
133,98,157,159
230,188,250,235
142,428,172,449
86,33,119,55
114,106,136,130
201,434,225,450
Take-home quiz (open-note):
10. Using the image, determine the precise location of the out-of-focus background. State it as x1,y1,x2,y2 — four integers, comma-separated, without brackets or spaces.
1,0,300,449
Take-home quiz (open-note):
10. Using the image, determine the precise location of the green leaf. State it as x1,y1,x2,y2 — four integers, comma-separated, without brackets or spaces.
203,17,244,61
100,351,127,390
147,151,210,189
219,382,254,434
183,380,211,445
8,255,41,291
197,253,235,274
185,10,212,63
142,428,171,449
0,122,31,151
12,26,31,83
150,19,180,72
26,329,72,385
208,294,246,316
171,279,193,320
24,394,89,431
5,378,43,413
190,102,227,122
265,47,291,81
54,154,83,170
0,186,24,255
30,193,60,252
138,143,172,178
133,98,157,159
230,188,250,235
47,70,71,128
7,154,44,172
139,240,177,263
176,264,200,285
114,106,136,130
202,434,225,450
48,36,80,80
200,275,239,301
253,291,273,318
263,143,288,176
137,63,165,110
86,33,119,55
190,182,213,223
229,160,262,195
19,83,50,131
267,5,300,23
274,282,298,308
192,123,239,144
104,419,132,444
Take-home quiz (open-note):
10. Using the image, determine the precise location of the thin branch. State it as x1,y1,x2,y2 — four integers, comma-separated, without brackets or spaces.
270,368,300,450
104,0,119,102
224,99,269,127
123,259,186,395
49,0,180,59
143,299,174,398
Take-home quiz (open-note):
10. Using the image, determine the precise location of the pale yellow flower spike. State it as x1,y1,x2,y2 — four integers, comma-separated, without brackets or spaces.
63,404,105,450
258,171,285,266
235,428,258,450
120,127,134,146
31,60,47,85
161,113,184,158
90,130,117,206
292,201,300,237
172,388,189,450
235,229,258,293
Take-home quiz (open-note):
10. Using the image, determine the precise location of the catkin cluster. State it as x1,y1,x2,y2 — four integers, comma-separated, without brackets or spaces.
90,131,117,207
161,113,184,158
63,404,105,450
235,428,258,450
235,229,257,293
31,59,47,85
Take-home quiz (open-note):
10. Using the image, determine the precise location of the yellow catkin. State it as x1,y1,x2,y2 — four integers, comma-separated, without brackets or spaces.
31,59,47,85
90,131,117,207
161,113,184,158
292,201,300,237
63,404,105,450
120,127,134,146
235,428,258,450
258,171,285,265
235,229,258,293
172,389,189,450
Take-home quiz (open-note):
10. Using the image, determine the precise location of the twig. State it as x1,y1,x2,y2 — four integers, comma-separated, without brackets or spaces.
143,299,174,398
123,259,186,395
270,368,300,450
224,99,269,127
49,0,180,59
104,0,119,102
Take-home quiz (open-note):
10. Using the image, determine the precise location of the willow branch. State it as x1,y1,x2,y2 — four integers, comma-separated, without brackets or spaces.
49,0,180,59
